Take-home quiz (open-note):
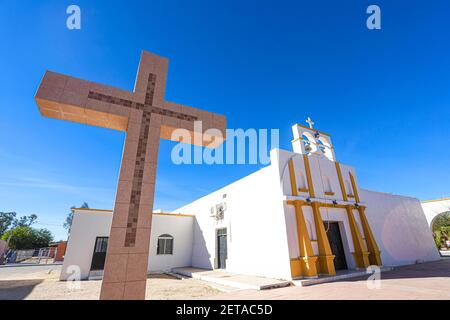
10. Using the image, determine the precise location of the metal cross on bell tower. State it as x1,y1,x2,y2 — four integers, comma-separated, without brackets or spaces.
305,117,314,129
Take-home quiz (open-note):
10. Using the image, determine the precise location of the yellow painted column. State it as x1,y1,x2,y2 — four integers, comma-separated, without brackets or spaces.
288,159,298,196
290,201,318,278
311,203,336,275
349,172,360,203
335,162,348,202
358,206,382,266
345,205,370,268
303,154,315,198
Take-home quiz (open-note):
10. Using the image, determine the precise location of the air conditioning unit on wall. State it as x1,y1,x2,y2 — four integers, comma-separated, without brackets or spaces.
210,202,227,221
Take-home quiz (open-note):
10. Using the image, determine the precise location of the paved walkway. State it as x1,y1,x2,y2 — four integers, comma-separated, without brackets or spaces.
207,259,450,300
172,267,290,290
0,264,62,279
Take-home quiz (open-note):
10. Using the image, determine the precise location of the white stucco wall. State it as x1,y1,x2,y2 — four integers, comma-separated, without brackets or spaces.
60,210,193,280
362,189,440,266
148,214,194,272
60,210,112,280
421,198,450,226
175,151,292,280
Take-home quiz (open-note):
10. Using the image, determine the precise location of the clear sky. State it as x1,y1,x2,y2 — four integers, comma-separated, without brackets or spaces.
1,0,449,241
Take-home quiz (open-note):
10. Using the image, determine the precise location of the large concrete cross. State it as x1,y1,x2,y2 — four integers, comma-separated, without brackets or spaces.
34,51,226,300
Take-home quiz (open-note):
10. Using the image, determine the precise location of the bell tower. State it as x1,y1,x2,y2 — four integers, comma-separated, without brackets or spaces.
291,117,336,161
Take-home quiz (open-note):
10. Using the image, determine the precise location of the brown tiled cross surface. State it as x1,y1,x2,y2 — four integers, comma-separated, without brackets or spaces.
34,51,226,300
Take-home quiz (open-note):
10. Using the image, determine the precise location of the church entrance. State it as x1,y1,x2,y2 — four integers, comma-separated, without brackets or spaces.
325,222,348,270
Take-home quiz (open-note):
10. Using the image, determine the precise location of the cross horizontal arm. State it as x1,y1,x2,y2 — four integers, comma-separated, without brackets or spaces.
35,71,135,131
158,101,226,147
35,70,226,147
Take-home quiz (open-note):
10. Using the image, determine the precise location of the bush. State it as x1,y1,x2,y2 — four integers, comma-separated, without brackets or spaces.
1,226,53,249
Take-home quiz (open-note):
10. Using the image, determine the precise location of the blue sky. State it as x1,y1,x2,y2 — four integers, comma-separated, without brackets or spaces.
1,0,449,241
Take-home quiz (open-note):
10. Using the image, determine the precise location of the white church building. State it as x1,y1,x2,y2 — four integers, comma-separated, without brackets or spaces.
60,121,440,281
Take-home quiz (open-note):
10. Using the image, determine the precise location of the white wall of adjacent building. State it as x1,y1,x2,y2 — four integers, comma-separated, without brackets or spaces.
60,210,193,280
421,198,450,226
362,189,440,266
149,214,194,272
60,210,112,280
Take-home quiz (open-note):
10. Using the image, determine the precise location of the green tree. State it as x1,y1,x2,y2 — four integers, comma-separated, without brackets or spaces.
33,229,54,248
1,226,53,250
432,211,450,249
432,212,450,232
12,214,37,228
63,202,89,233
0,212,17,236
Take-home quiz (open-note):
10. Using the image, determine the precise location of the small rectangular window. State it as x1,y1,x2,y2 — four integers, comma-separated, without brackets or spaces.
94,237,108,253
157,236,173,255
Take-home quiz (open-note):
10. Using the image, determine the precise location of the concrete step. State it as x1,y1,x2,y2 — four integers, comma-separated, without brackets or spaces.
292,266,394,287
88,270,103,280
171,267,290,290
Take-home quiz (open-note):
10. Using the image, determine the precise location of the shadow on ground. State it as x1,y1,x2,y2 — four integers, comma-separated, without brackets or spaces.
0,280,43,300
336,259,450,283
147,273,181,280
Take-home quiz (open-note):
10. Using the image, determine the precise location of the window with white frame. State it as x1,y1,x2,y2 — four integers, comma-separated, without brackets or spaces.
157,234,174,255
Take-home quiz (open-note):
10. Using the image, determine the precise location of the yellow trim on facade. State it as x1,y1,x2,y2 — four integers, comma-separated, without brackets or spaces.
349,172,360,203
303,154,315,198
298,187,309,193
324,191,335,196
153,213,195,217
421,197,450,203
287,199,379,272
289,201,318,278
311,202,336,275
287,199,383,275
357,207,382,266
345,206,370,268
73,208,113,213
335,162,348,202
289,259,303,278
288,159,298,197
73,207,195,217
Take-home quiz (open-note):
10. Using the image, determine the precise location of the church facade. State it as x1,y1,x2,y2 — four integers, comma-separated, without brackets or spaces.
61,122,439,281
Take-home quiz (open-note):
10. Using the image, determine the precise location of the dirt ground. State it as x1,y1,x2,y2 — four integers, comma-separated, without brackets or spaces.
0,266,220,300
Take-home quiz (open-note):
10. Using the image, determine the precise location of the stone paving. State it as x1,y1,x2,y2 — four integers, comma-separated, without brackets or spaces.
207,259,450,300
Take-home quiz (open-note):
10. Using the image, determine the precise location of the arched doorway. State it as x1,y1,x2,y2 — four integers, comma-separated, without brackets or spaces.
430,211,450,250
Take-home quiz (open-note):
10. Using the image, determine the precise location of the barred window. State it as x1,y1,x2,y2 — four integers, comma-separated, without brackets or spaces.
157,234,174,255
94,237,108,253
